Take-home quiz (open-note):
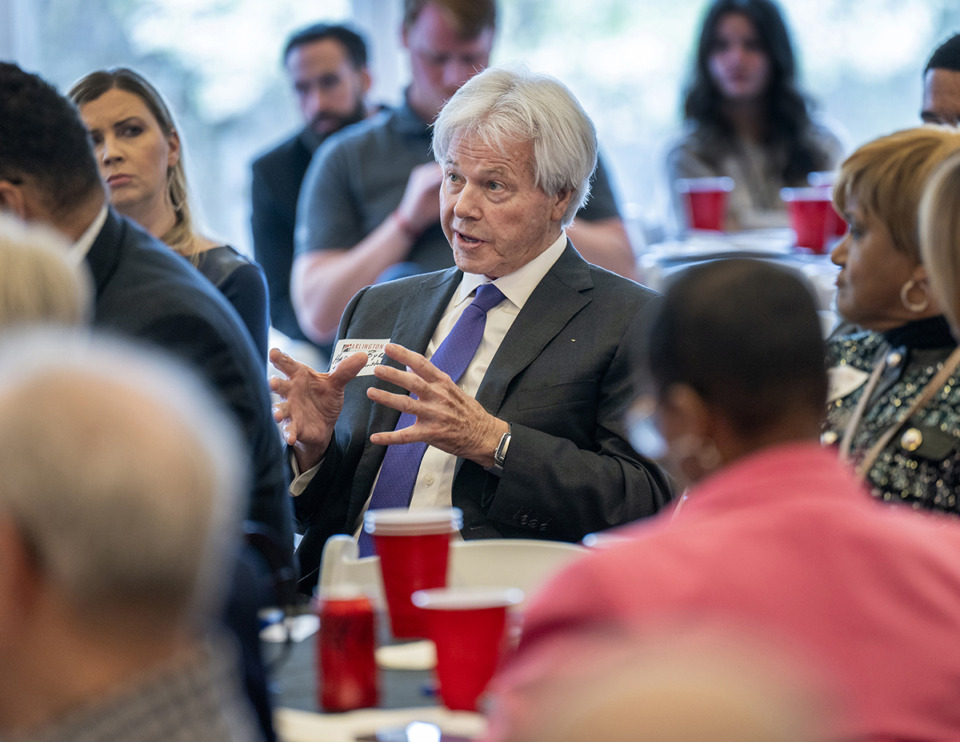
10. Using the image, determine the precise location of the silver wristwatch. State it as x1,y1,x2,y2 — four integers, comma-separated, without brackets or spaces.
491,426,512,475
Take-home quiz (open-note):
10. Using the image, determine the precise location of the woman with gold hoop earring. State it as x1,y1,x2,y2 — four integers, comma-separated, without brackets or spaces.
68,68,269,362
822,126,960,514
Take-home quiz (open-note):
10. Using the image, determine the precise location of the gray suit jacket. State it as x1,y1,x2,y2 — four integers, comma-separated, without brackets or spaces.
294,242,670,590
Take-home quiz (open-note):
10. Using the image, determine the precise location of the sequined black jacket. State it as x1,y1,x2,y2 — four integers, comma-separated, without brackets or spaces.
824,317,960,514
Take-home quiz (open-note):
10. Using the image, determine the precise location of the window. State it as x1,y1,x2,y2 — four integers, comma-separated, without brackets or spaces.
5,0,960,252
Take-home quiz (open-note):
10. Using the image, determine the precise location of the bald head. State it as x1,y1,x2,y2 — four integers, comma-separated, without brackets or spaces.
496,636,829,742
0,331,245,627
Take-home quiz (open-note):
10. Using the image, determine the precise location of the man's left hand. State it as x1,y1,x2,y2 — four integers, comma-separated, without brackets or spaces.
368,343,509,468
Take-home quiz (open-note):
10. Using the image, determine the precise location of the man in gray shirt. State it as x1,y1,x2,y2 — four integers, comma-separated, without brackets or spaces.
292,0,636,350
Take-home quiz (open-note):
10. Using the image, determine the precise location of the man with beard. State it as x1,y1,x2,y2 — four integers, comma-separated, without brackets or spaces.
251,23,375,355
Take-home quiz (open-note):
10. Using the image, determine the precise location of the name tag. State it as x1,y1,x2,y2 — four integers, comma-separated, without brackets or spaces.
331,339,390,376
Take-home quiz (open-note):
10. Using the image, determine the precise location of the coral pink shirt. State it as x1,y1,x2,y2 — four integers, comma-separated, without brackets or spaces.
487,443,960,741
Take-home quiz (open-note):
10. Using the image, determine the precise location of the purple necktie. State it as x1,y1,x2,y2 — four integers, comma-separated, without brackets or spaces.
358,283,506,556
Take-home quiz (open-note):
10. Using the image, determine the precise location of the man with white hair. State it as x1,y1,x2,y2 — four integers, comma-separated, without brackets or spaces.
272,66,670,592
291,0,637,354
0,331,260,741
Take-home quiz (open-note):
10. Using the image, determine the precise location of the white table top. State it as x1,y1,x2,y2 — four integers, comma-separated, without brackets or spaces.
275,706,487,742
637,229,840,321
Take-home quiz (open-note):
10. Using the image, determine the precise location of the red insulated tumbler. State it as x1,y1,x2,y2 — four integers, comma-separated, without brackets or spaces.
316,587,379,712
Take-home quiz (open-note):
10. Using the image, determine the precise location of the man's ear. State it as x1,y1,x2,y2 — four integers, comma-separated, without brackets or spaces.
550,188,573,224
0,180,29,220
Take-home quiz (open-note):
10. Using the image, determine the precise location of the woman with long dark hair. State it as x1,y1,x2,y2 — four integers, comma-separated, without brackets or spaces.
666,0,844,231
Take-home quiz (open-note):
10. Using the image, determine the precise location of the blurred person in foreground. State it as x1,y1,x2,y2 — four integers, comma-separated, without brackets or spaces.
251,23,377,356
271,65,669,593
494,635,828,742
666,0,843,232
0,63,291,740
0,61,293,578
0,331,260,741
921,32,960,126
821,127,960,513
485,259,960,742
921,151,960,336
0,214,91,328
292,0,637,350
69,68,270,362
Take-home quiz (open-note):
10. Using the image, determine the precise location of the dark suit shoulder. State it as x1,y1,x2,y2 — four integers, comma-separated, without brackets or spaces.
554,241,658,306
88,212,293,563
92,216,236,319
586,262,659,304
252,131,311,174
353,266,458,304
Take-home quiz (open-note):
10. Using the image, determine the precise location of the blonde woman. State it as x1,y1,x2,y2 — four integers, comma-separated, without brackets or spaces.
68,68,269,360
821,126,960,513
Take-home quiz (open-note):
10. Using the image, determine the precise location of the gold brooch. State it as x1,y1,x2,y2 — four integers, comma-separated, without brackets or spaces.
900,427,923,452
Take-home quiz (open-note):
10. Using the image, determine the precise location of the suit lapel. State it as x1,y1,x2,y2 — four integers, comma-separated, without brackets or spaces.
84,209,125,303
350,269,462,508
387,268,462,358
475,242,593,414
352,247,589,519
370,269,458,422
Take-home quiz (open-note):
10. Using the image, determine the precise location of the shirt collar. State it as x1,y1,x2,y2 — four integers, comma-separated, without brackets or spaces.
457,231,568,310
299,126,324,154
70,203,109,262
396,88,432,136
883,315,956,350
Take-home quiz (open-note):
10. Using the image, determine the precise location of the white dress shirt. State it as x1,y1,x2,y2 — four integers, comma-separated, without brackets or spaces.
69,204,108,261
290,231,569,527
406,231,568,509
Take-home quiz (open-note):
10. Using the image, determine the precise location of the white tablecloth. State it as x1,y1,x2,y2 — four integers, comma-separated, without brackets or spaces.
636,229,840,332
275,706,486,742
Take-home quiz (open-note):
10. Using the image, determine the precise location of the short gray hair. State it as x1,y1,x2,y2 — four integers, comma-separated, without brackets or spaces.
432,65,597,227
0,330,245,628
0,214,92,329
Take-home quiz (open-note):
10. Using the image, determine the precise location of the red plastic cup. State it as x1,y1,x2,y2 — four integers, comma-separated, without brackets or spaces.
364,507,462,639
806,172,847,237
412,587,524,711
781,187,842,253
676,176,734,232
